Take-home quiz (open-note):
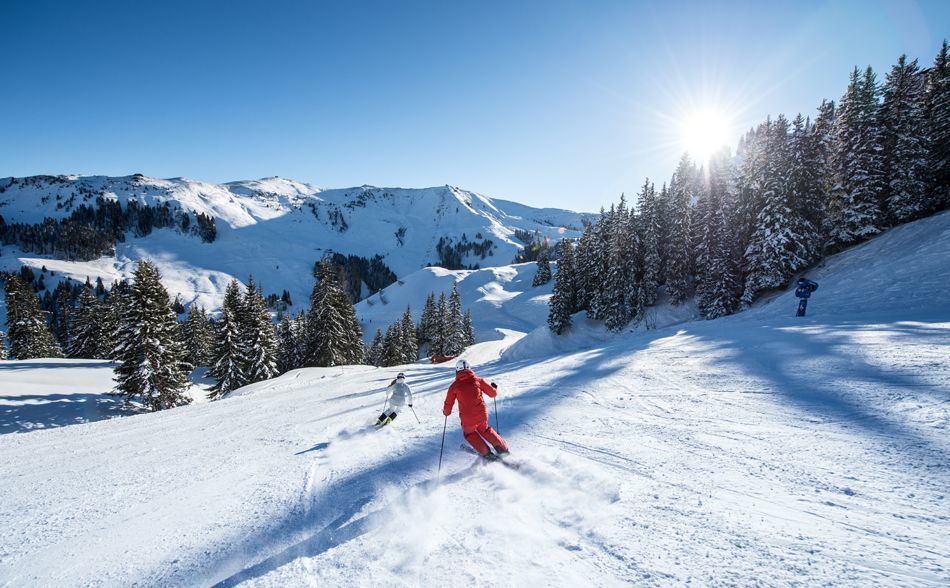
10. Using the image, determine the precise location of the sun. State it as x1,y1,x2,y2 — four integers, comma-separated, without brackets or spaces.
679,109,733,163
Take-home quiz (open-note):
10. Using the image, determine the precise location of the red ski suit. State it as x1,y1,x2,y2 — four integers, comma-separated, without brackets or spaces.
443,369,509,456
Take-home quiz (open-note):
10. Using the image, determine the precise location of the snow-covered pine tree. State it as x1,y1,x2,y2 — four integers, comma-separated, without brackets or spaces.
242,277,278,384
734,122,769,258
445,282,466,355
303,260,364,367
380,322,402,367
418,292,437,348
112,260,191,411
925,40,950,211
532,246,552,286
603,194,638,332
67,286,105,359
431,291,449,356
665,154,696,305
182,304,213,367
827,66,884,249
588,205,616,321
548,238,578,334
366,328,384,367
50,285,73,351
572,220,596,311
879,54,930,225
809,99,837,251
696,152,742,319
655,182,672,274
275,314,301,373
207,280,248,399
637,178,662,307
400,306,418,363
0,331,7,360
462,309,475,346
741,115,810,305
3,274,61,359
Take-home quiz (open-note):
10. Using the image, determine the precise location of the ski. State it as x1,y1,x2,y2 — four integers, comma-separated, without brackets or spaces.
459,443,521,470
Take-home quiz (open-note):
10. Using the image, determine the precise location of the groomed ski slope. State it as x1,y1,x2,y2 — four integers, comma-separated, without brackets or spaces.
1,213,948,586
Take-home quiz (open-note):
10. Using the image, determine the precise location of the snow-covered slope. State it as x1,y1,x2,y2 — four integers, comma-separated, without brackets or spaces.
0,175,590,317
0,213,948,586
355,263,553,343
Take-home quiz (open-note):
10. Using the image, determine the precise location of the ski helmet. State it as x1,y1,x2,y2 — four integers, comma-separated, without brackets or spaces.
396,372,405,380
455,359,470,372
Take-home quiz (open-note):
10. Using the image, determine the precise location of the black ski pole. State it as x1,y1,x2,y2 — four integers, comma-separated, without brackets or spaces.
493,396,499,434
409,405,421,424
438,415,448,476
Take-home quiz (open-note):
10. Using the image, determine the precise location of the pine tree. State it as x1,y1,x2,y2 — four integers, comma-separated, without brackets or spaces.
588,206,616,321
665,154,695,305
400,306,418,363
603,194,638,331
741,115,810,305
431,291,449,355
182,304,213,367
827,66,884,249
381,322,402,367
925,40,950,211
67,286,105,359
207,280,248,399
112,260,191,410
366,328,384,367
444,282,466,355
0,331,7,360
572,221,595,311
637,178,662,307
4,274,61,359
462,309,475,346
275,314,300,373
548,239,578,334
242,277,279,384
809,99,837,250
303,260,365,367
696,152,742,319
418,292,437,348
532,246,552,286
879,54,930,224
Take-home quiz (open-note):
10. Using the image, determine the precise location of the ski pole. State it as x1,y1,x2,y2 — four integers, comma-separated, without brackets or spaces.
493,396,499,435
438,415,448,476
409,405,421,424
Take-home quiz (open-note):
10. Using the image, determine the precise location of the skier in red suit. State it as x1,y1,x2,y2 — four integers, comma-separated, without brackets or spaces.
443,359,510,459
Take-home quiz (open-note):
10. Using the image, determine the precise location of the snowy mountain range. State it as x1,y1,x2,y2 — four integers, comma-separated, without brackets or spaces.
0,174,592,318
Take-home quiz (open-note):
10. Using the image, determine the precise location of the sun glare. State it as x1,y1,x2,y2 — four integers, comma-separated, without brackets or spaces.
679,110,733,163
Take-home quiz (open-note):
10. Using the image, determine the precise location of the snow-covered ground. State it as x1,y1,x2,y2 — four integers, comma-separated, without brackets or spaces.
0,212,948,586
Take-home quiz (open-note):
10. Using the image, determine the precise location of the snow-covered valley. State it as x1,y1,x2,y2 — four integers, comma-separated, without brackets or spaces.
1,211,947,586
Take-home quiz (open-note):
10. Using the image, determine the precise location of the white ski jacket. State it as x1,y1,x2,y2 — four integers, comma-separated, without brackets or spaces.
387,381,413,408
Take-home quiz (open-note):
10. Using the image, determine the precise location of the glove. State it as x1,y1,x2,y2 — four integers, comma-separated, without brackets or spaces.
490,382,497,389
408,404,413,408
443,409,451,417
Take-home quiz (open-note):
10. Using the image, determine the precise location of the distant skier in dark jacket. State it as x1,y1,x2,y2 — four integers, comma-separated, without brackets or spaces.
443,359,509,459
375,372,414,426
795,278,819,317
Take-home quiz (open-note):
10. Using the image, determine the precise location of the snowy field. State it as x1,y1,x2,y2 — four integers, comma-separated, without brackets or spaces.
0,213,947,586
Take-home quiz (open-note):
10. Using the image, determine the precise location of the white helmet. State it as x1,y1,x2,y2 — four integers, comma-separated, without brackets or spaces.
455,359,470,372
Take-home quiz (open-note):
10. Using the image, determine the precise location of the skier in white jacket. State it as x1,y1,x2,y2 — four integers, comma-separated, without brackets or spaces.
375,372,414,426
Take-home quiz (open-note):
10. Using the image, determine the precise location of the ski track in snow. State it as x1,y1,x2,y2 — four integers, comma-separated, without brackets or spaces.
0,213,948,586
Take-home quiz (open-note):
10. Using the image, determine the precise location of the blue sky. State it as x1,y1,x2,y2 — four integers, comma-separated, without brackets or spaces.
1,0,947,212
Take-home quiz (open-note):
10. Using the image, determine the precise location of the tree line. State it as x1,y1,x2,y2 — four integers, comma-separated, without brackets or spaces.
550,45,949,333
0,196,217,261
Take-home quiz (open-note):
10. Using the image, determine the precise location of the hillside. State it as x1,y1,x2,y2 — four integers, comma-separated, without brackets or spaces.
0,174,590,318
0,212,946,586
